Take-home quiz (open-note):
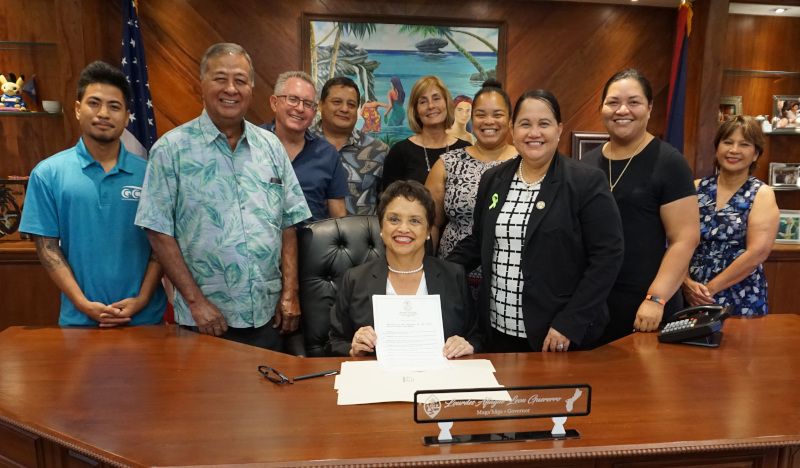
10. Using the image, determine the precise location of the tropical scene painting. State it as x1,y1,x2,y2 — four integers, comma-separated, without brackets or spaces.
307,18,501,146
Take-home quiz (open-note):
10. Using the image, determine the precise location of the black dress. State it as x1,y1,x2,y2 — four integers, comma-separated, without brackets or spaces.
381,138,470,192
582,138,696,344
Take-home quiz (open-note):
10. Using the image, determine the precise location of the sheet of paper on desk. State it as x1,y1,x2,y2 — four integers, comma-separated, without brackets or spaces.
334,359,509,405
372,294,446,372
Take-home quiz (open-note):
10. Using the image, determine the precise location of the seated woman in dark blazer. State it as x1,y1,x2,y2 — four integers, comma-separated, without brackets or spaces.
447,90,624,352
327,180,481,357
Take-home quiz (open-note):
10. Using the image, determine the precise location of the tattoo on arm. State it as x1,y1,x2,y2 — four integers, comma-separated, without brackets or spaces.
35,236,67,271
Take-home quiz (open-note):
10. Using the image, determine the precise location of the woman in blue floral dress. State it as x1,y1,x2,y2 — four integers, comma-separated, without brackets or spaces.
683,116,779,316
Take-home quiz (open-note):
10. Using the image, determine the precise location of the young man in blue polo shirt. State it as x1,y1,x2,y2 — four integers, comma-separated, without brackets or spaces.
20,61,166,327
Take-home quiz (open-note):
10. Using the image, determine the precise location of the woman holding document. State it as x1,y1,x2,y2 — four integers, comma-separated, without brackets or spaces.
327,180,481,358
447,90,624,353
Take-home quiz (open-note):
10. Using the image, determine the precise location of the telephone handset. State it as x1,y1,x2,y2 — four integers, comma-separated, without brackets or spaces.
658,304,731,347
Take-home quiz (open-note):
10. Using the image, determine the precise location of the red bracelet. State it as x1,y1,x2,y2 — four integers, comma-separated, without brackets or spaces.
645,294,666,306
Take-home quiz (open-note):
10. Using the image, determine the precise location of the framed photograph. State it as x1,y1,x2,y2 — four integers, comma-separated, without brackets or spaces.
302,14,505,146
772,95,800,131
777,210,800,244
571,131,609,160
768,162,800,190
0,178,28,241
719,95,742,122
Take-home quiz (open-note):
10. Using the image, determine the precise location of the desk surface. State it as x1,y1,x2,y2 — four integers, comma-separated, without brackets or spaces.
1,316,799,467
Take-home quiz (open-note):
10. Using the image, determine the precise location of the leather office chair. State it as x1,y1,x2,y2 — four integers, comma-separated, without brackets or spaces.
297,215,384,357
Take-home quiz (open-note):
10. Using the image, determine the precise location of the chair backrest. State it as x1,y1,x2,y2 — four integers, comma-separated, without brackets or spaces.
297,215,384,357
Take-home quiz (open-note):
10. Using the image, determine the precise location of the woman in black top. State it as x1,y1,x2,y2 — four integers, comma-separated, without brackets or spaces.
382,76,470,192
582,69,699,345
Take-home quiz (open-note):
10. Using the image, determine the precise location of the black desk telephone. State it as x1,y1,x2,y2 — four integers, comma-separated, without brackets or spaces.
658,304,731,347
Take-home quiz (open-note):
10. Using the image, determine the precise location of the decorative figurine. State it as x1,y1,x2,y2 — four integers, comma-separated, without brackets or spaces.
0,74,28,112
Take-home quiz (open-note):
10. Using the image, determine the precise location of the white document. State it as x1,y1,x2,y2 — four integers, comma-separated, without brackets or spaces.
334,360,509,406
372,295,446,371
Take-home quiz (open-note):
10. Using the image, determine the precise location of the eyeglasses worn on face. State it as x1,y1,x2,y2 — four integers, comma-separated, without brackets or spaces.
258,365,292,384
276,94,317,111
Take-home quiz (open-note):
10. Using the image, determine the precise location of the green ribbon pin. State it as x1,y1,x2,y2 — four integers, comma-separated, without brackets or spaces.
489,193,499,210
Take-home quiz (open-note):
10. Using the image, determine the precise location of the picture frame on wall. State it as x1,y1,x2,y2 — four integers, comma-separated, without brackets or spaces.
772,95,800,132
768,162,800,190
777,210,800,244
719,95,742,122
571,131,610,160
0,178,27,241
301,14,505,147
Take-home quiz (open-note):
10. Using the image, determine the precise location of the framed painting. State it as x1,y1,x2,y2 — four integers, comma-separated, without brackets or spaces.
777,210,800,244
719,96,742,122
0,178,28,241
773,95,800,132
302,14,505,146
570,131,609,160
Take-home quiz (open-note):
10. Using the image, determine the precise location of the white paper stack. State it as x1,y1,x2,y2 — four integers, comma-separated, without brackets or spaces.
334,359,508,405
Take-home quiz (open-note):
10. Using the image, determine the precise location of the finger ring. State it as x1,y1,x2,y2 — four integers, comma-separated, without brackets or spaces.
557,343,564,350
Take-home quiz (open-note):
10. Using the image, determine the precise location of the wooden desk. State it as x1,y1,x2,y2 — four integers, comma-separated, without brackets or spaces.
1,317,799,467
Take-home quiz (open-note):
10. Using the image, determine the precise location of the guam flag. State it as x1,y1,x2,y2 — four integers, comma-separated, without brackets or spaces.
664,1,692,153
120,0,156,158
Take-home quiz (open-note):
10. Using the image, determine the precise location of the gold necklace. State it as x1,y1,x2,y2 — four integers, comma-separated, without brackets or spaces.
606,137,649,192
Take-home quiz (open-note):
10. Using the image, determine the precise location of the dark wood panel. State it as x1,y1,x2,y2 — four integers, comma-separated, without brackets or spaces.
0,420,43,468
0,243,61,330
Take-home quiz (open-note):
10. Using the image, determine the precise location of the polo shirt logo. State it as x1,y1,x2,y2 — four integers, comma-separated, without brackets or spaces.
121,186,142,200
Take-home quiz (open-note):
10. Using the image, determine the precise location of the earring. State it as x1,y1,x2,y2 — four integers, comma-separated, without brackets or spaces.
427,235,431,240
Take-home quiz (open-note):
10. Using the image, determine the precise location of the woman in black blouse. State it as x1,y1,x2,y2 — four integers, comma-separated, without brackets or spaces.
381,76,470,192
448,90,624,352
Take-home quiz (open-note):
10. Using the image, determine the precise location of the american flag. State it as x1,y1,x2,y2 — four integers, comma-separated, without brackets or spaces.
120,0,156,158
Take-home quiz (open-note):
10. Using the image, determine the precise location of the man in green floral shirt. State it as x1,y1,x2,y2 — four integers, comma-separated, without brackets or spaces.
135,43,310,352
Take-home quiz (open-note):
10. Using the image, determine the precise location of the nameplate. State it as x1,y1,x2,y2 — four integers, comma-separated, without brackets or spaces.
414,384,591,423
414,385,591,445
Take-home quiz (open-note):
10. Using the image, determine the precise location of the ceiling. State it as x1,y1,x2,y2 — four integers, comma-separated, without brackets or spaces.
729,3,800,16
551,0,800,15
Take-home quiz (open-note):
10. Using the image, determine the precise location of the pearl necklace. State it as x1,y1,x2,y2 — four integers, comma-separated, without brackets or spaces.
387,264,424,275
517,162,546,187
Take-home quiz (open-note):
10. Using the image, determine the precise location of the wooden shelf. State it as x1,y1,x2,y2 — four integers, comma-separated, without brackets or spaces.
0,111,62,117
724,69,800,78
0,40,57,49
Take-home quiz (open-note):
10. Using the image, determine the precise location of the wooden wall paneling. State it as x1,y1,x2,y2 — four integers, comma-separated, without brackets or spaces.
54,0,87,145
684,0,729,178
0,262,60,330
764,246,800,314
128,0,676,152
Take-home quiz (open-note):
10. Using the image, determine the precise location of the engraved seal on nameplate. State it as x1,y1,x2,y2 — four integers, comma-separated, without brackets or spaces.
424,395,441,419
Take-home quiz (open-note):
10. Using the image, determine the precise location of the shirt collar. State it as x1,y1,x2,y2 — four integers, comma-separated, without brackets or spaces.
265,121,315,143
198,109,247,147
75,137,135,174
309,120,360,148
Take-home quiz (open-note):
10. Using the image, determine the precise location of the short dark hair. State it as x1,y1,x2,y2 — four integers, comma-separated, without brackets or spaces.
512,89,562,124
601,68,653,106
713,115,765,174
76,61,131,108
321,76,361,104
472,79,511,116
377,180,435,229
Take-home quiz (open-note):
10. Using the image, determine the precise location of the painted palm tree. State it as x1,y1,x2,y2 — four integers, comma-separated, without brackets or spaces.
398,25,492,79
328,22,377,79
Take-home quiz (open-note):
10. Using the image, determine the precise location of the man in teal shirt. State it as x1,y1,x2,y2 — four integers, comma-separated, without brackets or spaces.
20,61,166,326
135,43,310,352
